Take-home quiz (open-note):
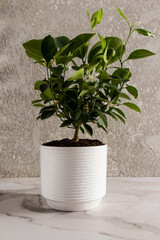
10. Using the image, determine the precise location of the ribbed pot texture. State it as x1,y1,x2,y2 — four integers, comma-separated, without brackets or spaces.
40,144,107,211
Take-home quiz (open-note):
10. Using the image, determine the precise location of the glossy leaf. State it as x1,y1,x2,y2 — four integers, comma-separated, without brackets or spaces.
43,87,54,99
74,109,82,121
34,80,47,90
112,68,131,80
55,36,70,55
80,126,85,134
135,29,155,37
32,99,43,104
55,36,70,48
86,7,90,20
40,93,50,100
49,66,64,77
127,49,155,60
88,58,99,72
105,37,123,64
69,33,95,54
33,103,45,107
126,85,138,99
112,112,125,123
119,92,131,100
97,8,103,24
116,6,130,27
103,41,110,64
67,69,84,81
113,108,126,118
55,42,71,58
96,110,107,126
88,42,102,63
60,120,72,127
91,8,103,29
123,102,141,113
84,124,93,136
81,111,89,124
41,35,57,62
41,110,55,120
23,39,43,61
79,90,88,97
98,34,106,51
97,122,108,133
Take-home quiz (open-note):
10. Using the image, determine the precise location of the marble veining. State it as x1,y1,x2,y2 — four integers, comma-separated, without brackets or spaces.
0,178,160,240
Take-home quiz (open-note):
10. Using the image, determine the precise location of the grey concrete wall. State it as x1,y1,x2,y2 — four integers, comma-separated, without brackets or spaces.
0,0,160,177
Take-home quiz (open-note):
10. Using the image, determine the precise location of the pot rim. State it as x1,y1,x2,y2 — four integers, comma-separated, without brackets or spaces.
40,144,107,149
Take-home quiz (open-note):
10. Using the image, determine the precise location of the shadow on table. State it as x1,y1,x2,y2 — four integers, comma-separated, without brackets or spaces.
0,192,67,214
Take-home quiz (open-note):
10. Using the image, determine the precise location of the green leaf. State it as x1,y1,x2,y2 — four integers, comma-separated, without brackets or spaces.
119,92,131,100
55,36,70,48
100,71,110,81
49,66,64,77
40,93,50,100
113,108,126,118
105,37,124,64
112,112,125,123
80,126,85,134
135,29,155,37
43,87,54,99
67,69,84,81
60,120,72,127
55,42,71,58
39,105,55,114
79,90,89,97
88,38,123,65
69,33,95,54
74,109,82,121
33,103,45,107
88,42,102,63
36,115,42,120
91,8,103,29
86,6,90,20
112,68,131,80
55,36,70,55
81,111,89,124
96,110,107,126
41,35,57,62
107,111,117,120
123,102,141,113
91,10,98,29
97,8,103,24
73,44,88,60
84,124,93,136
34,80,47,90
103,41,110,64
88,58,99,72
97,122,108,133
32,99,43,104
40,83,49,93
116,6,130,27
41,110,55,120
127,49,155,60
23,39,43,61
126,85,138,99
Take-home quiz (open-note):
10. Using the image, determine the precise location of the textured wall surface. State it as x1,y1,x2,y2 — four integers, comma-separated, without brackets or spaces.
0,0,160,177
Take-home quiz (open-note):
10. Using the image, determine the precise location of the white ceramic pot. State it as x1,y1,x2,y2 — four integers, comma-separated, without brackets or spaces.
40,144,107,211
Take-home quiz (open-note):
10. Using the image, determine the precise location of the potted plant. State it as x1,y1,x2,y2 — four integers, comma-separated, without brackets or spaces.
23,6,155,211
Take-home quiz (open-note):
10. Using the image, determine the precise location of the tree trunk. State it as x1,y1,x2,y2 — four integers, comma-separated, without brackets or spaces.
72,123,81,142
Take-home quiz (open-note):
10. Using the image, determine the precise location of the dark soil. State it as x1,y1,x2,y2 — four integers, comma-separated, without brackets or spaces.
43,138,105,147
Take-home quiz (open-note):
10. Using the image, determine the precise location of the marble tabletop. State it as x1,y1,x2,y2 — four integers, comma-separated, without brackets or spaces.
0,178,160,240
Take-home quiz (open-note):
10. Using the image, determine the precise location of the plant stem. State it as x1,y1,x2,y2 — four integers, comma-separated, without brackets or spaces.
124,27,132,48
72,123,81,142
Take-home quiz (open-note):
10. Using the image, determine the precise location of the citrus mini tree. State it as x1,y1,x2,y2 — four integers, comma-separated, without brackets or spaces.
23,6,155,142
